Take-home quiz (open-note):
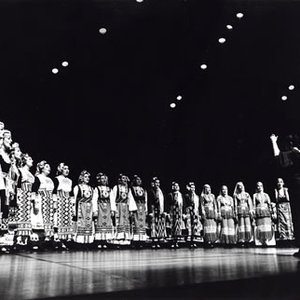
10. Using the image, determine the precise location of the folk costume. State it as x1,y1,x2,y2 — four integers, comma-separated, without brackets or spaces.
73,171,94,244
92,173,114,247
110,175,137,245
233,183,254,244
184,182,202,247
131,175,148,245
147,177,167,248
200,185,218,246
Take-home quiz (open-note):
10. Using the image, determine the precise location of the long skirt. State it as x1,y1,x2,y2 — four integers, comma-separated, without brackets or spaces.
74,198,94,244
237,216,252,243
56,191,74,240
185,207,202,242
132,201,148,241
220,218,236,244
115,202,131,241
277,203,294,240
41,190,54,238
203,218,218,243
94,200,114,241
255,217,275,246
170,204,184,239
0,189,8,234
15,185,32,242
0,189,14,246
7,207,18,234
150,209,167,240
31,190,54,241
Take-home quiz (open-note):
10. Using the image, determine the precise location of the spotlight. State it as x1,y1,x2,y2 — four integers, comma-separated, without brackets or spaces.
226,25,233,30
170,103,176,108
200,64,207,70
281,96,288,101
136,0,143,2
176,95,182,101
52,68,59,74
218,38,226,44
288,85,295,91
236,13,244,19
99,28,107,34
62,61,69,67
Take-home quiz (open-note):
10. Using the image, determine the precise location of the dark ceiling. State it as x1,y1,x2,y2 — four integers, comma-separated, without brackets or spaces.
1,0,300,191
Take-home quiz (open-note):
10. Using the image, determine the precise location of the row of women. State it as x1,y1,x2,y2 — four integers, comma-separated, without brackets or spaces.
0,122,295,252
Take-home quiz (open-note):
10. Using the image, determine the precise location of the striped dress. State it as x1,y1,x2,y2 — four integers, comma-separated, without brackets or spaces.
275,187,294,240
200,193,218,243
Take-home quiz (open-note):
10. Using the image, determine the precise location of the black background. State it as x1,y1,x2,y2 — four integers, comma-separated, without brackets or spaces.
1,0,300,194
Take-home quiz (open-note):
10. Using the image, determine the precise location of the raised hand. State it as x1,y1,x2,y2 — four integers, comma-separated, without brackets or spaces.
270,134,278,143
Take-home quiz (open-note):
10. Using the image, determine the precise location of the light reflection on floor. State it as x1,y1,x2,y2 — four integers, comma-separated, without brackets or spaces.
0,248,298,300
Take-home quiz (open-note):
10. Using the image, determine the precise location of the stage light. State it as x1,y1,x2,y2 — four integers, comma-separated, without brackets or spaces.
176,95,182,101
281,96,288,101
136,0,143,2
288,85,295,90
218,38,226,44
62,61,69,67
236,13,244,19
170,103,176,108
52,68,59,74
226,25,233,30
99,28,107,34
200,64,207,70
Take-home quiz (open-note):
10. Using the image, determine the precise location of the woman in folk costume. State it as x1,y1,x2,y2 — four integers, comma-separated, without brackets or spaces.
217,185,237,246
15,153,35,247
184,182,202,248
233,182,254,246
92,172,114,249
73,170,94,245
52,163,74,248
274,178,294,241
253,181,276,246
147,177,167,248
200,184,218,247
0,129,12,252
31,161,55,249
110,174,137,246
131,175,148,247
6,143,22,242
167,182,184,248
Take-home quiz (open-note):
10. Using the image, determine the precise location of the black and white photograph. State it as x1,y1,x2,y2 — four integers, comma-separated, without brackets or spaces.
0,0,300,299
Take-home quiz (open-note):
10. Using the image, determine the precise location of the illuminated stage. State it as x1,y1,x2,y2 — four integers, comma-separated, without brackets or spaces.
0,247,299,299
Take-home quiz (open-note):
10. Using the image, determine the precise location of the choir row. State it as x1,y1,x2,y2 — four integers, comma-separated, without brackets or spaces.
0,122,295,252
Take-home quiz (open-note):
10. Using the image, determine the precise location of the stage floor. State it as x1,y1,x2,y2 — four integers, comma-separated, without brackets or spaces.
0,247,299,300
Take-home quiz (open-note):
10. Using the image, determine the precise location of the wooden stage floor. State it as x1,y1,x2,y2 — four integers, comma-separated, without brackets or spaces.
0,247,299,300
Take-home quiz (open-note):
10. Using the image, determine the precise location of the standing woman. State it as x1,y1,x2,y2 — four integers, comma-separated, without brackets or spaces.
0,130,12,252
131,175,148,247
184,182,202,248
200,184,218,247
73,170,94,245
147,177,167,248
253,181,276,246
274,178,294,241
270,134,300,256
233,182,254,246
217,185,237,246
110,174,137,246
7,142,22,235
15,153,35,246
167,182,184,248
92,172,114,249
53,163,74,248
31,161,55,248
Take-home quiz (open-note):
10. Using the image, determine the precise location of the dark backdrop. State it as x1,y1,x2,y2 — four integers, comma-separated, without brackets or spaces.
1,0,300,195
